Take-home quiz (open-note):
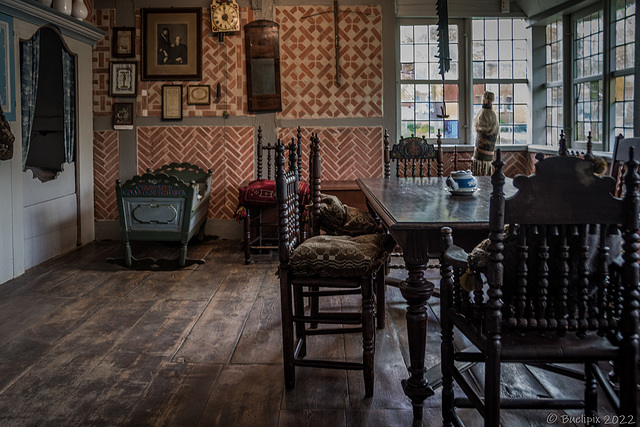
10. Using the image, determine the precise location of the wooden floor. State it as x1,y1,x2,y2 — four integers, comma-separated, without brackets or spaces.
0,238,635,426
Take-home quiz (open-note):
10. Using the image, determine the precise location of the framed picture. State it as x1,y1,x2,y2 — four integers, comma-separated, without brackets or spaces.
109,61,137,97
112,102,134,129
142,8,202,80
112,27,135,58
162,85,182,120
187,85,210,105
0,13,15,121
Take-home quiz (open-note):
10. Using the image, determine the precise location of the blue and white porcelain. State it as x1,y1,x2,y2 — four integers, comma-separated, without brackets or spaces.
446,170,477,194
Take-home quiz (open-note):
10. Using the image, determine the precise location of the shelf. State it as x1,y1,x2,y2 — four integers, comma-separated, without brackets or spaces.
0,0,105,45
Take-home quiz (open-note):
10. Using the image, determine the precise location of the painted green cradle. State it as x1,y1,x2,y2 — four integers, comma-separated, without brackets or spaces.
115,162,213,267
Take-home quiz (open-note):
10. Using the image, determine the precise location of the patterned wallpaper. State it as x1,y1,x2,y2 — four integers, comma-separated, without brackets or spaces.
276,5,383,119
92,7,254,118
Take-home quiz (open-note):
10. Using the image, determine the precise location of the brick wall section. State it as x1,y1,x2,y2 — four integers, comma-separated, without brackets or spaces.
136,126,254,220
276,5,383,119
283,127,384,182
93,130,119,220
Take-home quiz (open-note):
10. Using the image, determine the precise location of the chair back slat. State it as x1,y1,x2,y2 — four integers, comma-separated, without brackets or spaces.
472,149,639,338
276,140,300,264
387,133,443,178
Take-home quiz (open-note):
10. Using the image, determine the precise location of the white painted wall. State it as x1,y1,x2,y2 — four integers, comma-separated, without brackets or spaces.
0,9,100,285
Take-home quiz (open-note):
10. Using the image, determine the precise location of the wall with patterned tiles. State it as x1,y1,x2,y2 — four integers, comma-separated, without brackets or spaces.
91,2,532,230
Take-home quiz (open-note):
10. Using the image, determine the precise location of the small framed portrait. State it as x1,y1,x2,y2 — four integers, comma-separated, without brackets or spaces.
109,61,137,97
112,27,135,58
162,85,182,120
112,102,134,129
142,8,202,80
187,85,210,105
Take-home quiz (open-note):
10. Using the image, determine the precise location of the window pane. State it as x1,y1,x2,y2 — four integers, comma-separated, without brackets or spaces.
397,23,460,140
473,18,531,144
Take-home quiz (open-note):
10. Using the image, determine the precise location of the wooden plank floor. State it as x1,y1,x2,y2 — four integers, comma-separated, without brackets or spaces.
0,238,635,426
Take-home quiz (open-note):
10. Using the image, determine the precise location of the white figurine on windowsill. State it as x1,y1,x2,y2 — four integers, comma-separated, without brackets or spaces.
472,91,500,176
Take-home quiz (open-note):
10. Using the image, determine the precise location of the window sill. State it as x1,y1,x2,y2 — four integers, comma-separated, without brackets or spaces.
0,0,105,45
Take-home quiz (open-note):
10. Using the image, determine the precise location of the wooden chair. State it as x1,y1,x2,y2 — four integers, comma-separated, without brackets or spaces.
276,139,393,397
611,133,640,197
382,130,444,272
307,133,387,329
452,145,473,171
385,131,443,178
439,149,639,426
236,126,304,264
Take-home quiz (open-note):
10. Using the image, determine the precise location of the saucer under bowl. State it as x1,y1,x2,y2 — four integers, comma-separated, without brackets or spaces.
447,188,477,196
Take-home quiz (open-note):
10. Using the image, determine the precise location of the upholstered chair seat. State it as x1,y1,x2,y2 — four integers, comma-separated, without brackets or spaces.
290,233,394,278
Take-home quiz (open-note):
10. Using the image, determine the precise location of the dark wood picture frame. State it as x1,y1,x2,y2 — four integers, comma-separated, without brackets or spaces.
112,102,134,129
109,61,137,97
244,20,282,112
187,85,210,105
142,8,202,81
162,84,183,120
112,27,135,58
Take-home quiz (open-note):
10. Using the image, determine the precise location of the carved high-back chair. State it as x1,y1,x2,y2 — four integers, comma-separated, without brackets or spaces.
439,149,639,426
307,133,387,328
276,140,393,397
385,132,444,178
611,133,640,197
236,126,304,264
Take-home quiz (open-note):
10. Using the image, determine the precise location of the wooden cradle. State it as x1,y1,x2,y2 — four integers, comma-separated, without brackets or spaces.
115,162,213,267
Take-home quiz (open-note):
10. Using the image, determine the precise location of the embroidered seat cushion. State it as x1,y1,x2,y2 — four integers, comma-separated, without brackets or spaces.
316,193,378,236
290,233,395,278
235,179,309,219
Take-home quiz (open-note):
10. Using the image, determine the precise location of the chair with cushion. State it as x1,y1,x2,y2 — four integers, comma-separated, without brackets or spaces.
439,149,639,426
235,126,308,264
307,133,387,328
276,139,394,397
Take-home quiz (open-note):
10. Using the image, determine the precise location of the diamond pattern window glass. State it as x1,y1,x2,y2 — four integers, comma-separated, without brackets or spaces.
545,20,563,147
574,11,603,143
613,0,635,138
472,19,531,145
399,23,460,138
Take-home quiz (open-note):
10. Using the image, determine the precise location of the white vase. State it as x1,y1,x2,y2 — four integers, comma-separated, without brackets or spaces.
53,0,72,15
71,0,88,20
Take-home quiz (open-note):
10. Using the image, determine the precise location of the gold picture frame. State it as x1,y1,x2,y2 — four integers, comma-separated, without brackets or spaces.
142,8,202,80
162,85,183,120
187,85,210,105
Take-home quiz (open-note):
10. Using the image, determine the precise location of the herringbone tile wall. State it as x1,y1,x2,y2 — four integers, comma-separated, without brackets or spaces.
276,5,382,119
286,127,385,182
93,131,119,221
136,126,254,221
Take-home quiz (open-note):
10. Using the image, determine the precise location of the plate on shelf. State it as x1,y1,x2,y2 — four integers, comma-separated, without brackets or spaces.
447,188,477,196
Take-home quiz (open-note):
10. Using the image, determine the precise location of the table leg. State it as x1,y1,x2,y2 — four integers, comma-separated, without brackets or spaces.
397,233,435,420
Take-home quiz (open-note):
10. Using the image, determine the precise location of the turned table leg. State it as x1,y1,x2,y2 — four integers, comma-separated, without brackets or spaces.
397,231,435,420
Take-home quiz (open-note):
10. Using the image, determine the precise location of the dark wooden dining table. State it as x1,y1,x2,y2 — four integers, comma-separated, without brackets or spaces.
356,176,516,420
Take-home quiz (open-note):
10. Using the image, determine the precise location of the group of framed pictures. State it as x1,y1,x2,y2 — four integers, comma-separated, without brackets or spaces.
110,8,205,126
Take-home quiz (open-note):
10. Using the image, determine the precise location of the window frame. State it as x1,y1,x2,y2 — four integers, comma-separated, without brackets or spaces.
396,18,467,144
471,17,532,146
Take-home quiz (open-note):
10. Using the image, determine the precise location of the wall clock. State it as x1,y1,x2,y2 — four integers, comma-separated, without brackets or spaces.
210,0,240,34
